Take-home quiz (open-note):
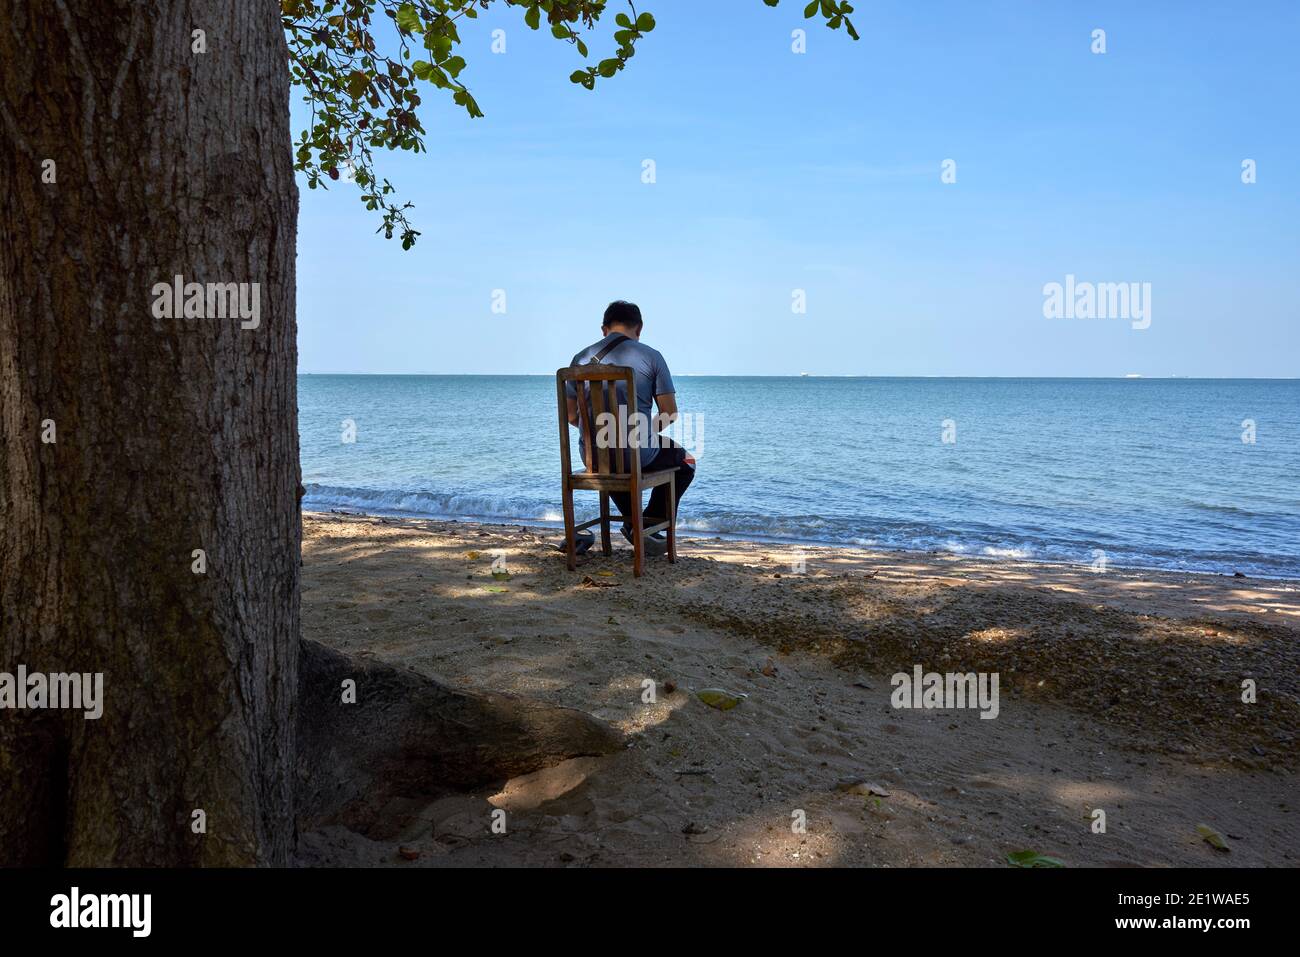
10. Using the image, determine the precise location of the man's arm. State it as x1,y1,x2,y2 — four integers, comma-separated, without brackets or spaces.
566,395,579,426
653,392,678,433
651,349,678,432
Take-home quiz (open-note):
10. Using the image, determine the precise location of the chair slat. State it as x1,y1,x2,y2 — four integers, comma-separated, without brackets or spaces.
590,376,611,474
574,382,596,472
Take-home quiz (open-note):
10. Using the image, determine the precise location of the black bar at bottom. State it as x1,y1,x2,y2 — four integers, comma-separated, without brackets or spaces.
0,866,1284,943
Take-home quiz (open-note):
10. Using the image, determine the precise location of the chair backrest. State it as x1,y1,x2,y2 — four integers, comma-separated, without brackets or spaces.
556,364,641,479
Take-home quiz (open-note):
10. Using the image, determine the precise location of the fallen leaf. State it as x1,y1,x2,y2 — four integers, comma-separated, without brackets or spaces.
397,846,421,861
1196,824,1230,852
465,550,480,560
1006,850,1065,868
697,688,747,711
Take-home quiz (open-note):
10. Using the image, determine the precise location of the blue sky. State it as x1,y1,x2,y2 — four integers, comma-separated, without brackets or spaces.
294,0,1299,377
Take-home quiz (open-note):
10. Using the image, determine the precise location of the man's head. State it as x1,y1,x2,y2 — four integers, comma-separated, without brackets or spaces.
602,300,643,338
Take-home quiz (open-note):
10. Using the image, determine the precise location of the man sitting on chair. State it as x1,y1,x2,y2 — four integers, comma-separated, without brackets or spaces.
564,300,695,556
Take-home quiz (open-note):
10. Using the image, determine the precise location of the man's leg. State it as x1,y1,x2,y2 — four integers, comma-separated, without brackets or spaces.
644,443,694,523
609,489,636,525
610,446,693,526
609,441,694,533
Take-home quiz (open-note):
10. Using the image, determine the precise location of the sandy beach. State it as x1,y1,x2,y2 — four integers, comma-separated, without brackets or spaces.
298,511,1299,867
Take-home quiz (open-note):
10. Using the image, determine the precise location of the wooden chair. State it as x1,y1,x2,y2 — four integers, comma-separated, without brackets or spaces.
556,364,677,577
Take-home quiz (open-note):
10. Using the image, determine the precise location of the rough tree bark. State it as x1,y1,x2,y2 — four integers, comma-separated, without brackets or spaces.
0,0,301,865
1,0,620,866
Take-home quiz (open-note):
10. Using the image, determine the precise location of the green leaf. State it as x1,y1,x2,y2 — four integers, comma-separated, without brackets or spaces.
697,688,748,711
395,2,422,33
804,1,819,18
426,32,452,60
636,12,656,31
524,5,540,30
597,58,619,77
1006,850,1065,868
1196,824,1231,852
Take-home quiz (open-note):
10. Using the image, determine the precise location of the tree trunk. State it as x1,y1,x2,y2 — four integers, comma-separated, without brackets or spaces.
0,0,300,865
0,1,624,867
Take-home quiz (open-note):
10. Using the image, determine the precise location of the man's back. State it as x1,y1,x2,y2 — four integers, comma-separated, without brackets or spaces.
567,332,675,469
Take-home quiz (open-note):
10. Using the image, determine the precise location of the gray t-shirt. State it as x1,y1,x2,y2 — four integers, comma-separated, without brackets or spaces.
565,333,675,469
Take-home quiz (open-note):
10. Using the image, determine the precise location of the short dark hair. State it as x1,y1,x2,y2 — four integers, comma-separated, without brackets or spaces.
602,300,643,331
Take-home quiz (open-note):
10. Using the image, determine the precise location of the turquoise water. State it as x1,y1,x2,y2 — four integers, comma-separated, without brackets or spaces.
299,375,1300,578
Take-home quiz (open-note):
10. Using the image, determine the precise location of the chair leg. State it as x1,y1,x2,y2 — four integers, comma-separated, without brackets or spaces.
599,492,612,556
561,484,577,572
631,493,644,578
667,473,677,564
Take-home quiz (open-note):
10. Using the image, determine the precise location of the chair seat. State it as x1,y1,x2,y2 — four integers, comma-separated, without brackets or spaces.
569,468,675,492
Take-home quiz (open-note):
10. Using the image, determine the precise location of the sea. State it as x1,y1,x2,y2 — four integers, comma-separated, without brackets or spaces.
300,375,1300,579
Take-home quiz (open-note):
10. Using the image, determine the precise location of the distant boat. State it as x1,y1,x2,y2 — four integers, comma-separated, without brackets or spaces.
1124,373,1142,378
800,372,810,377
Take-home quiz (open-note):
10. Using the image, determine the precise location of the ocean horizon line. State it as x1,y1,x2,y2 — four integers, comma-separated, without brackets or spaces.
298,372,1299,381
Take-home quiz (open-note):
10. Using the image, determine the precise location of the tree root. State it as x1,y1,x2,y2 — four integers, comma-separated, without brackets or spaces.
295,639,624,839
